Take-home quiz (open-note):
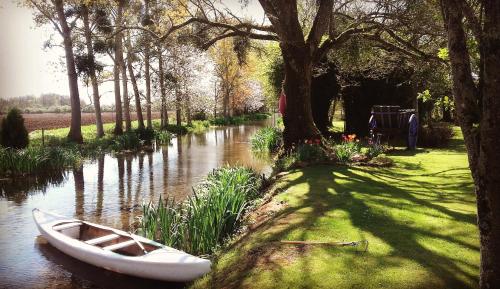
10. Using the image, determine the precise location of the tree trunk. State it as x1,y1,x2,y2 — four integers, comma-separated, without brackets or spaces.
126,35,144,130
281,45,321,148
185,84,192,126
478,1,500,287
214,83,217,118
121,56,131,132
144,41,152,129
113,0,124,135
54,0,82,143
81,4,104,138
311,61,339,136
157,43,168,128
176,87,182,126
442,1,500,287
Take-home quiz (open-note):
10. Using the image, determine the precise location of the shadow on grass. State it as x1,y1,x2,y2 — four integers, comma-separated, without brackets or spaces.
201,139,478,289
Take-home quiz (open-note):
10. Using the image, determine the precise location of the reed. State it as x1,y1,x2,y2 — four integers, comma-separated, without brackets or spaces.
139,166,263,256
251,126,282,152
0,146,81,176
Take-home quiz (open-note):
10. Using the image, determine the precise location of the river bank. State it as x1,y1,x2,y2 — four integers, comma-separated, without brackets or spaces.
191,130,479,289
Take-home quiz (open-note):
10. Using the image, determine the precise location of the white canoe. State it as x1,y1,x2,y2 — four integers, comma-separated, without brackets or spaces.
32,208,211,282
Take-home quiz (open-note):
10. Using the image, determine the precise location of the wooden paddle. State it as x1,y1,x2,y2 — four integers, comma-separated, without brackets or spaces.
128,232,148,254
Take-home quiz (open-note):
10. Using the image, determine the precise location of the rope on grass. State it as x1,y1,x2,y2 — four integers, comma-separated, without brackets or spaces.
278,240,369,252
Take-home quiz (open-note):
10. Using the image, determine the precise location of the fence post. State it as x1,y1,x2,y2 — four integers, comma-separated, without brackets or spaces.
42,128,45,147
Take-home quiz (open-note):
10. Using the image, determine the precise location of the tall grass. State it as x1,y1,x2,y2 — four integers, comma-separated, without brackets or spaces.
139,166,263,256
0,146,81,176
251,127,282,153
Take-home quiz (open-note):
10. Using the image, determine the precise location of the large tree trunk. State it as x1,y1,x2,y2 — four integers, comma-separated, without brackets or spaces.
126,35,144,130
144,41,152,129
81,4,104,138
281,45,321,147
113,0,124,135
311,61,339,136
478,1,500,287
54,0,82,143
442,1,500,287
157,43,168,128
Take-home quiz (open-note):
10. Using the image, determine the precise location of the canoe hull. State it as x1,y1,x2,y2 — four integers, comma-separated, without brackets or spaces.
33,209,211,282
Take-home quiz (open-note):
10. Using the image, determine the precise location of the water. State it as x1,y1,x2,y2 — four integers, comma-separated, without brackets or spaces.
0,121,272,289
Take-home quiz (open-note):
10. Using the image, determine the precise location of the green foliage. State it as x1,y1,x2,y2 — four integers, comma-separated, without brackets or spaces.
417,89,432,103
1,108,29,149
139,166,263,256
111,131,142,151
419,123,455,147
256,43,283,107
210,113,269,126
296,144,327,162
154,130,172,145
0,146,81,177
251,127,282,153
437,48,449,61
164,124,189,135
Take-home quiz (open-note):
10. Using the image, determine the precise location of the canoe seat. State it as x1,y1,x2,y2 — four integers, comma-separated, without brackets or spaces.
53,222,82,231
85,234,120,246
103,239,137,251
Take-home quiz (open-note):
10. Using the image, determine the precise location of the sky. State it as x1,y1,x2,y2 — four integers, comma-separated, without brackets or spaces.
0,0,265,105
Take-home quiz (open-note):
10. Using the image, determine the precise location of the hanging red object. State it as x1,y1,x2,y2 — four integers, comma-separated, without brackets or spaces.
279,91,287,115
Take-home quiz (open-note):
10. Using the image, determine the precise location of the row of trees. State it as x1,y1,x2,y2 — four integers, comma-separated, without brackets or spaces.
26,0,265,142
25,0,499,287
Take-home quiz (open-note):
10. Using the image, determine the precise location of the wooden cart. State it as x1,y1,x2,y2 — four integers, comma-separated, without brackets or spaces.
368,105,418,149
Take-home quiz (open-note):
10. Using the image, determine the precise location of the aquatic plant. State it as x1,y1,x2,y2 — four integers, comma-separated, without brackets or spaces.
139,166,263,256
251,127,282,153
111,131,142,151
0,146,81,177
154,131,172,145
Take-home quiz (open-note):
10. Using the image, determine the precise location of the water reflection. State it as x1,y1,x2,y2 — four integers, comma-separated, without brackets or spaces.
0,120,272,289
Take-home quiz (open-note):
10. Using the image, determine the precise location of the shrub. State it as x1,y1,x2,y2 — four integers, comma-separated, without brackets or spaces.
136,127,156,142
164,124,189,135
251,127,282,152
296,143,327,162
418,123,455,147
155,130,172,145
1,108,29,149
112,131,142,151
139,166,263,255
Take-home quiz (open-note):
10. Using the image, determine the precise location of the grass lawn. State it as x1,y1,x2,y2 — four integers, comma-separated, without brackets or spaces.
28,118,208,146
193,130,479,289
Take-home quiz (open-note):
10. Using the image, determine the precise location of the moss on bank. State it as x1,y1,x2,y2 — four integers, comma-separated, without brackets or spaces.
192,130,479,289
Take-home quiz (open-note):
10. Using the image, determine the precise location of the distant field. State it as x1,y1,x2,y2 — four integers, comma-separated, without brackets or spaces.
0,112,161,132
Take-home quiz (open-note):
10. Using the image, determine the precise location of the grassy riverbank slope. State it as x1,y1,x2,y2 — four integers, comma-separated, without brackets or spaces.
193,131,479,289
